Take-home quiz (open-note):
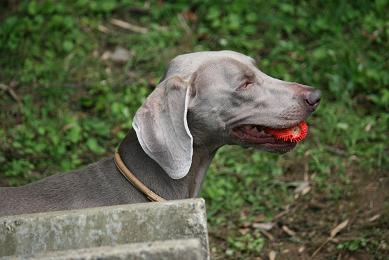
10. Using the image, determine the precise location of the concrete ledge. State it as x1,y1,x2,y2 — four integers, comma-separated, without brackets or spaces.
1,239,202,260
0,199,208,259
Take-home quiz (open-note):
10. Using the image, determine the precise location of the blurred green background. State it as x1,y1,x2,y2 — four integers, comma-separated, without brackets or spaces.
0,1,388,259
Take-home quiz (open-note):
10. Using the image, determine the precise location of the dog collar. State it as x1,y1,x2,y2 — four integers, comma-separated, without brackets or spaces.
114,151,166,202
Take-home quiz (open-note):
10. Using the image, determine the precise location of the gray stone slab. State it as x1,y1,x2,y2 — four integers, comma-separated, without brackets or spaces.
1,239,202,260
0,199,208,259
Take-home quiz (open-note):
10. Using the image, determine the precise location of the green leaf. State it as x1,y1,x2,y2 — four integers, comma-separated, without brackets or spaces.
86,138,105,154
63,40,74,52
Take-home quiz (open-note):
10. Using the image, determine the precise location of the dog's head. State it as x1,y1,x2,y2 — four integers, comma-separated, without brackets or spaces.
133,51,321,179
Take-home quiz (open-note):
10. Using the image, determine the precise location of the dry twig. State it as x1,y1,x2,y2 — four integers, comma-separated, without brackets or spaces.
0,83,23,110
110,18,148,34
311,219,349,258
177,13,192,34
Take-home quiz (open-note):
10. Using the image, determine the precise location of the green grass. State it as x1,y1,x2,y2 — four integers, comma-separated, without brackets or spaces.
0,1,388,258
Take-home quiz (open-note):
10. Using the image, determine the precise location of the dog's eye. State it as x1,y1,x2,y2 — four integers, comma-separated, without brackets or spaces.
238,81,254,90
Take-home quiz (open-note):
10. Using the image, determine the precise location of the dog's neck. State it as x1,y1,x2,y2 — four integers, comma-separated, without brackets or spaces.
118,129,217,200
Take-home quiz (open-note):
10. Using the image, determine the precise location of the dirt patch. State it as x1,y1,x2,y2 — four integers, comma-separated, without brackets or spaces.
0,179,8,187
259,170,389,260
209,169,389,259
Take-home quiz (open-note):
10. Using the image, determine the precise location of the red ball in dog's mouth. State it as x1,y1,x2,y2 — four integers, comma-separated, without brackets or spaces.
231,121,308,152
265,121,308,142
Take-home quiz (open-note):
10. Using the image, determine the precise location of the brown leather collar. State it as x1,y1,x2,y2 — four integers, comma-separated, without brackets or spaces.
114,151,166,202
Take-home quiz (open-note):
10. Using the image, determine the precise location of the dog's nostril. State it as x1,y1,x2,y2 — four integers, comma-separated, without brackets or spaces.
305,89,321,106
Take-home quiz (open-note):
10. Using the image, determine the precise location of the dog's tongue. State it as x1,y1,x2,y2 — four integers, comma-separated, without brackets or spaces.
265,122,308,142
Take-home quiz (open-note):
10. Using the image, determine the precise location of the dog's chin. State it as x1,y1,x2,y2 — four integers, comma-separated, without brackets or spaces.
230,124,297,154
253,142,297,154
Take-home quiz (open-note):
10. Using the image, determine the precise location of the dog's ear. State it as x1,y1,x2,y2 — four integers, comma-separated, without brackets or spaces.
133,76,193,179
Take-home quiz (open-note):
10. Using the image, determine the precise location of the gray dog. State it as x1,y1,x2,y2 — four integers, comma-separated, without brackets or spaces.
0,50,320,216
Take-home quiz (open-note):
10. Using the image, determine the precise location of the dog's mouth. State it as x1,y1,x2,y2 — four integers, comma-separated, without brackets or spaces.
231,122,308,153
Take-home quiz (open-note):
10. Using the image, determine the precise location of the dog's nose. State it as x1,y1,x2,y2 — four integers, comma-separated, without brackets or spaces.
304,89,321,108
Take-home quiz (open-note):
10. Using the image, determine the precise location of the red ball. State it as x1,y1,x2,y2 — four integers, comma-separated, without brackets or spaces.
265,122,308,142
